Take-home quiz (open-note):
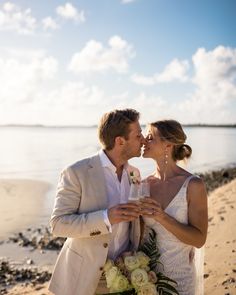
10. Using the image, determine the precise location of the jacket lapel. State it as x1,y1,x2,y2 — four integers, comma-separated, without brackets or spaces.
87,154,108,210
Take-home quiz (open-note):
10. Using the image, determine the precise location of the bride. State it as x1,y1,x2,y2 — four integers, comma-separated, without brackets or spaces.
140,120,208,295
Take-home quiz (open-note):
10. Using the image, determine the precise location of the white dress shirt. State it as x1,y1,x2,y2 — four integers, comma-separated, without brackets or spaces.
99,150,130,260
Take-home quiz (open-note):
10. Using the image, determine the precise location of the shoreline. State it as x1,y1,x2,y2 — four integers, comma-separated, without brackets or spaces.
0,167,236,294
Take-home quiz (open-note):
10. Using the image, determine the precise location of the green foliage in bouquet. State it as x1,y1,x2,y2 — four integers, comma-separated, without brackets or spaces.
139,229,179,295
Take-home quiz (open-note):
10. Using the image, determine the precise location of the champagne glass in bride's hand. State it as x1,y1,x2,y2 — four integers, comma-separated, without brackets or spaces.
139,181,151,215
139,181,150,200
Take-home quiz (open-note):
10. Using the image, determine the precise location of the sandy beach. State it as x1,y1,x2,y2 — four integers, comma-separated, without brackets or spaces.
0,179,51,240
0,172,236,294
204,178,236,294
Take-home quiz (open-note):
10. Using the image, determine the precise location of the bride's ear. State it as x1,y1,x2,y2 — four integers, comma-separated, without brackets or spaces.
165,143,173,152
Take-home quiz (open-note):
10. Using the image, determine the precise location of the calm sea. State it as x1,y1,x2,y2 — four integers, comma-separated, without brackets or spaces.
0,126,236,220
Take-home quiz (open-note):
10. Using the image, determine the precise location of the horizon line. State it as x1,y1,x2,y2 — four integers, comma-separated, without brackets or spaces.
0,123,236,128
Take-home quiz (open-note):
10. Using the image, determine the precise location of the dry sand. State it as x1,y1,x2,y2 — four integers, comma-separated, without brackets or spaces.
1,179,236,294
204,179,236,294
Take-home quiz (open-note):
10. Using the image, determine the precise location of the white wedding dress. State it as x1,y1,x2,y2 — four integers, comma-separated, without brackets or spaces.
144,175,204,295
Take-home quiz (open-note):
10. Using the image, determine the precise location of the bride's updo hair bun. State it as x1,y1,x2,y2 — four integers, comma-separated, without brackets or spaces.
150,119,192,162
173,144,192,161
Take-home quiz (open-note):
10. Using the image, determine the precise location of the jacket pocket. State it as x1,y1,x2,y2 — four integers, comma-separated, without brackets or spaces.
51,245,83,295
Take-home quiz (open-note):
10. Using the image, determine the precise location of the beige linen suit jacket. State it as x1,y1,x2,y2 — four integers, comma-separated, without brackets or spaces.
48,154,141,295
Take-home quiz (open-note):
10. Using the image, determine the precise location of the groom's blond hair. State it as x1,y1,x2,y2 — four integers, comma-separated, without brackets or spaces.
98,109,140,150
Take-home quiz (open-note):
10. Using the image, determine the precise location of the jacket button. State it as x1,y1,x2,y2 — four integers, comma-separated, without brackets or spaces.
103,243,108,248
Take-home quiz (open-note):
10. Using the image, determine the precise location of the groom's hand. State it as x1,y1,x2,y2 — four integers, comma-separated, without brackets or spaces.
108,203,140,225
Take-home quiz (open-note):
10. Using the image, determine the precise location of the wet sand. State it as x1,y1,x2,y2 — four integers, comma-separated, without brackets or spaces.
0,179,51,240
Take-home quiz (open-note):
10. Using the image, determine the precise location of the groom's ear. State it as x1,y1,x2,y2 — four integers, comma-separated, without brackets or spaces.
115,136,125,146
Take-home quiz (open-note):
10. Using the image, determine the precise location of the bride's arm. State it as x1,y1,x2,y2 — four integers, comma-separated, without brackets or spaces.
185,177,208,247
141,177,208,248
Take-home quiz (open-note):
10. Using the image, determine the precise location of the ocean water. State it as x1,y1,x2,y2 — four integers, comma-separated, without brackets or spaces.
0,126,236,219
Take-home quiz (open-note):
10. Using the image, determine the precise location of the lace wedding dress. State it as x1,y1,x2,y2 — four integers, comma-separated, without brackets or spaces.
144,175,204,295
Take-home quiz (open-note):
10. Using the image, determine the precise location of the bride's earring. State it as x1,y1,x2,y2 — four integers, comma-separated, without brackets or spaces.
163,149,168,182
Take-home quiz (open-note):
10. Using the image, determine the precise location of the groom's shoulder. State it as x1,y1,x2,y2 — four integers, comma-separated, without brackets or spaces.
65,154,99,172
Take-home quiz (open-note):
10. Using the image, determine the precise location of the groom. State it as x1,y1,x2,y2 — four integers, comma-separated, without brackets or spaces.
48,108,145,295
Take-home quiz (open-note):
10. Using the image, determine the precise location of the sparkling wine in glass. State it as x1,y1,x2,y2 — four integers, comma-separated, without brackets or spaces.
128,183,140,203
139,181,150,200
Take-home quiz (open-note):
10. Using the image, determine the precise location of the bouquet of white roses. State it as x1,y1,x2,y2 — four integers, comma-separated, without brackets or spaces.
102,230,179,295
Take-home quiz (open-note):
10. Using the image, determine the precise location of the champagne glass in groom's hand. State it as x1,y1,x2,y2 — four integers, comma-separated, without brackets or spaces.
128,183,140,203
139,180,150,200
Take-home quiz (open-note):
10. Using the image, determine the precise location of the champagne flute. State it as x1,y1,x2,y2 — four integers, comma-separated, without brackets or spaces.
139,181,150,200
139,181,150,212
128,183,140,203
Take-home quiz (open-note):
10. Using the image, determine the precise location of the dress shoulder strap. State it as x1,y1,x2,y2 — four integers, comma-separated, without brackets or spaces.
182,174,199,192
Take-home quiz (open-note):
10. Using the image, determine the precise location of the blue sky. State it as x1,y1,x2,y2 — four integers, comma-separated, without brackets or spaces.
0,0,235,125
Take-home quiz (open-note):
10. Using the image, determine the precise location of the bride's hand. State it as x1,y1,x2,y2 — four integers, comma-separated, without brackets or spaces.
139,198,166,221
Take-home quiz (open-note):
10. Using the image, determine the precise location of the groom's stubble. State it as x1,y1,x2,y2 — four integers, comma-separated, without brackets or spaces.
121,120,144,160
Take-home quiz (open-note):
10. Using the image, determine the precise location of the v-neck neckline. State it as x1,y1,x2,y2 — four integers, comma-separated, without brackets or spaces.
163,175,192,211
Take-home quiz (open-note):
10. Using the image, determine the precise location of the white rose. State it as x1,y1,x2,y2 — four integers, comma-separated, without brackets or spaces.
105,266,119,288
124,256,140,271
110,274,131,293
131,268,149,289
136,251,150,268
137,283,158,295
103,259,114,272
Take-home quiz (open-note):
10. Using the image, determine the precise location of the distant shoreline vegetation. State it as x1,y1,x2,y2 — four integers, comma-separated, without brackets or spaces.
0,123,236,128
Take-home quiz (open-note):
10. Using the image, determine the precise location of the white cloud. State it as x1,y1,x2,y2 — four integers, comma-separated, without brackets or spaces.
42,17,59,30
3,2,15,12
0,1,37,35
113,91,168,123
56,2,85,23
0,49,58,104
0,79,108,125
131,74,156,86
0,2,87,35
68,35,135,74
165,46,236,124
46,81,105,108
173,45,236,123
0,45,235,125
131,46,236,124
192,46,236,103
131,59,189,85
157,59,189,82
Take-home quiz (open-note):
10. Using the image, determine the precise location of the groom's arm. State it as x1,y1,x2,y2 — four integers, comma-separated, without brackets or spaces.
50,166,110,239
